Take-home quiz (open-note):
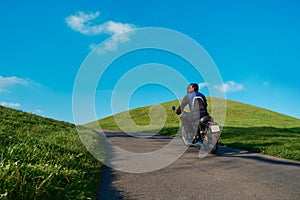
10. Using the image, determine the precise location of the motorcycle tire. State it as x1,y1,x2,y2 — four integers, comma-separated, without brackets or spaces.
209,141,219,154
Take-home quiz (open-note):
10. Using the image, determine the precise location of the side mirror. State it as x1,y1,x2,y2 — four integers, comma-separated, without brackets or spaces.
172,106,176,111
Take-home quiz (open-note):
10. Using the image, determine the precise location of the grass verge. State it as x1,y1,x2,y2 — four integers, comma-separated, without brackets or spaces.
0,106,104,199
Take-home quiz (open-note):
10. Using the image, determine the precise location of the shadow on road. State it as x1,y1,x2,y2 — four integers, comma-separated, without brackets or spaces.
97,165,123,200
217,146,300,167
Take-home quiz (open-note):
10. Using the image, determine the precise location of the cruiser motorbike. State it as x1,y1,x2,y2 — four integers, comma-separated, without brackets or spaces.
172,106,220,154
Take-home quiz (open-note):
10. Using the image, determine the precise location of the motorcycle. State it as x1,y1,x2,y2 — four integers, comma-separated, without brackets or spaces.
172,106,220,154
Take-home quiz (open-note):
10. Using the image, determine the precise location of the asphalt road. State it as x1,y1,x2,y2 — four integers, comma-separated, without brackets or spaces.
97,131,300,200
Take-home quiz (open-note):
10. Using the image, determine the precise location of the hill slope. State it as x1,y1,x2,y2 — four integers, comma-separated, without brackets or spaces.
88,98,300,161
0,106,102,199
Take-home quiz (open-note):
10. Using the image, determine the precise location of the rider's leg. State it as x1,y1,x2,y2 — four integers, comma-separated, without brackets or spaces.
181,113,193,134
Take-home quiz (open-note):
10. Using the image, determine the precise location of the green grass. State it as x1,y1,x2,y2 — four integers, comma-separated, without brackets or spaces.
0,106,104,199
88,97,300,161
218,100,300,160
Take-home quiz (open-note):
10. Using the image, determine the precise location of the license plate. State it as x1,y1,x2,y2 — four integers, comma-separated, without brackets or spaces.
210,125,220,132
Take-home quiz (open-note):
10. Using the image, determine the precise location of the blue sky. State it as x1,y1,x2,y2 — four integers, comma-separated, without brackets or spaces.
0,0,299,122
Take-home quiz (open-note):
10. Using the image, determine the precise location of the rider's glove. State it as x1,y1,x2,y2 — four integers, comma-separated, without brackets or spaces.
176,106,182,115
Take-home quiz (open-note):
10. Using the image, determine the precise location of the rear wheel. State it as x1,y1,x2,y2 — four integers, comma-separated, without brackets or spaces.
202,129,218,154
209,141,218,154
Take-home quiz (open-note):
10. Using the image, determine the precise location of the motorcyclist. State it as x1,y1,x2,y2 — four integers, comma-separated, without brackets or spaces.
176,83,209,145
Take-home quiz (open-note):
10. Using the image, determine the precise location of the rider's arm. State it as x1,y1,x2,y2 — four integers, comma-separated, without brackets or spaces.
176,95,189,115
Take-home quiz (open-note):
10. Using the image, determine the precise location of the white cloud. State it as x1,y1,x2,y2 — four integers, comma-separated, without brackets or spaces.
97,33,131,53
105,20,135,35
92,35,130,54
65,11,102,35
0,101,21,108
89,43,97,50
199,82,210,89
0,76,29,92
66,11,136,53
214,81,244,93
65,11,135,36
35,109,43,113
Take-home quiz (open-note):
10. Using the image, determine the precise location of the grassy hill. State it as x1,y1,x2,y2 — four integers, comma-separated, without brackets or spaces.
2,97,298,199
88,98,300,161
0,106,102,199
